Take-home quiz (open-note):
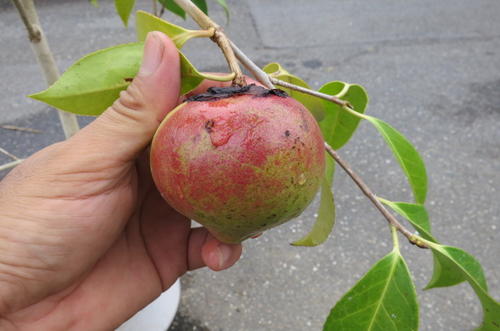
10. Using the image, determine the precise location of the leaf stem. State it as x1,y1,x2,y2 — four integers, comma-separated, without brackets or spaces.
198,72,235,82
391,226,399,251
173,0,246,86
324,142,428,248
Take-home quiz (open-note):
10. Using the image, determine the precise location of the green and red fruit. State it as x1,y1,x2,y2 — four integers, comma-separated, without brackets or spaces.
150,85,325,244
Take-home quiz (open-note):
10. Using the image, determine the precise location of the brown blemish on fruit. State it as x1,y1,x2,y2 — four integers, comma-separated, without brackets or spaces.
285,130,291,137
204,119,215,133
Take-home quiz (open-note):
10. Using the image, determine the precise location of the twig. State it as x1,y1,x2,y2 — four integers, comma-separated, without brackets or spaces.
229,41,274,89
271,78,351,108
0,125,42,133
175,0,427,248
173,0,246,86
0,160,23,172
13,0,80,139
324,143,428,248
11,0,40,42
0,148,20,161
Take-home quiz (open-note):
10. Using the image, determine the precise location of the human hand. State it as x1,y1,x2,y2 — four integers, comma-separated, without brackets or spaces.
0,32,242,330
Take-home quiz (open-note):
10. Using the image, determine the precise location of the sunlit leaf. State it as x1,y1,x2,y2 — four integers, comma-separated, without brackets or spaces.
324,249,418,331
263,62,325,121
114,0,136,27
179,52,206,95
136,10,189,46
30,43,143,116
292,156,335,246
318,81,368,150
364,116,427,204
426,243,500,330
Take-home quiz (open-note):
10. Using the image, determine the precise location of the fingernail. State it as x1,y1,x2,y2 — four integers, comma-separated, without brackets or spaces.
217,245,232,269
139,32,164,77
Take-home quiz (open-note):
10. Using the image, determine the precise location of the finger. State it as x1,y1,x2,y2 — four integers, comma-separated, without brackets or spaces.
69,31,181,163
201,233,243,271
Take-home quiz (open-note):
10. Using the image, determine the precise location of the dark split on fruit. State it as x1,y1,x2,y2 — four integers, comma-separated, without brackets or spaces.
187,84,288,101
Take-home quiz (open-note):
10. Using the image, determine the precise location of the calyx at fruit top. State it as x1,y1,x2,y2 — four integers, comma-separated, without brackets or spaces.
186,84,288,102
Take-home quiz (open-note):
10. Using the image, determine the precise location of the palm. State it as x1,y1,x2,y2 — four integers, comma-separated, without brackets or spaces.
0,151,208,330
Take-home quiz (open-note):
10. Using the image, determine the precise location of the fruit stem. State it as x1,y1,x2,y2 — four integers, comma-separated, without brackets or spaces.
173,0,246,86
324,143,428,249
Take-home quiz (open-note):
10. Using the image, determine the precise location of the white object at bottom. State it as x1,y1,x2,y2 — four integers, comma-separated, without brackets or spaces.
116,279,181,331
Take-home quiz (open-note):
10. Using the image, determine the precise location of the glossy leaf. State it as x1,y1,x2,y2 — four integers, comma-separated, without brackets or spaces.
159,0,208,19
136,10,190,47
136,10,217,94
292,156,335,246
378,199,432,238
324,249,418,331
215,0,230,21
159,0,186,19
115,0,135,27
364,116,427,204
318,81,368,150
263,63,325,121
379,198,471,290
426,243,500,330
30,43,143,116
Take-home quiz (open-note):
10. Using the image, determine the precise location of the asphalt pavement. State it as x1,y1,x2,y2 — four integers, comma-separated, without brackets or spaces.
1,1,499,330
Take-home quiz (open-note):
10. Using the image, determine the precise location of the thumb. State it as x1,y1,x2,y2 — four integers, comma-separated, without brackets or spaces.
71,31,181,162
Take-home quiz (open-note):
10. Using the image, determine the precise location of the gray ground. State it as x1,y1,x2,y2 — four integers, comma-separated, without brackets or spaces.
1,0,499,330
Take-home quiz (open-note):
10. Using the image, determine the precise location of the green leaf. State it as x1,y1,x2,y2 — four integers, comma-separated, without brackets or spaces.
324,249,418,331
159,0,186,19
318,81,368,150
192,0,208,14
214,0,230,21
426,243,500,330
29,41,213,114
159,0,208,19
263,63,325,121
364,116,427,204
292,156,335,246
136,10,190,47
179,52,207,95
378,198,473,291
378,199,432,239
114,0,136,27
30,43,143,116
89,0,99,7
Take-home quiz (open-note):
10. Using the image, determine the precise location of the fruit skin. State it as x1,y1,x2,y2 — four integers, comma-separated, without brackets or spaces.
150,91,325,244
